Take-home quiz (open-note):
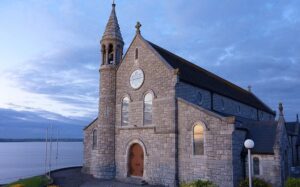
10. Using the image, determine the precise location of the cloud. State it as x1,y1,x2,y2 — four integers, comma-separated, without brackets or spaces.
0,0,299,130
0,46,99,118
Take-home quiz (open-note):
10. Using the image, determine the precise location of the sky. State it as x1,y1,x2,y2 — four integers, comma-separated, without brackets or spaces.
0,0,299,138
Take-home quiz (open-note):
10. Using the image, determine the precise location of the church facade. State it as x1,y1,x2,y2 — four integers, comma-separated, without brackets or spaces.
83,3,295,187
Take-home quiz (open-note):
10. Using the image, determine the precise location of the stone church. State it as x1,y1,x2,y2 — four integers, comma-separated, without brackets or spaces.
83,3,298,187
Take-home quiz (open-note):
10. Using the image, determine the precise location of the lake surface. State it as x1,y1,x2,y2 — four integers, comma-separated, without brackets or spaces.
0,142,83,184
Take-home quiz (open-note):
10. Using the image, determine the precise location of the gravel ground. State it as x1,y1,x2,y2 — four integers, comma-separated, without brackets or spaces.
51,167,161,187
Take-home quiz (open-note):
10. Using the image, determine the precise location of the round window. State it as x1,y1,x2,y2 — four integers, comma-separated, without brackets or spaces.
130,69,144,89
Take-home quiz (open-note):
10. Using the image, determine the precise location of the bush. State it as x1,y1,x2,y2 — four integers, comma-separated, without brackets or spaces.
285,178,300,187
239,178,271,187
180,179,217,187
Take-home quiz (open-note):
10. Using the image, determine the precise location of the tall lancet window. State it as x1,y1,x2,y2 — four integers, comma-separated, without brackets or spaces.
135,48,139,60
122,97,130,126
144,93,153,125
193,123,204,155
92,129,97,150
253,157,260,175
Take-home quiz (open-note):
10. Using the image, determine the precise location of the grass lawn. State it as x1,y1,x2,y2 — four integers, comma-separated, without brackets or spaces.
5,175,50,187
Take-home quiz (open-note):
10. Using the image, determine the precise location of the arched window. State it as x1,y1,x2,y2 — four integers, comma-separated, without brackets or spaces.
122,97,130,126
135,48,139,60
92,129,97,150
260,111,264,120
144,93,153,125
108,44,114,64
237,105,241,113
197,92,203,105
221,99,225,110
253,157,260,175
193,123,204,155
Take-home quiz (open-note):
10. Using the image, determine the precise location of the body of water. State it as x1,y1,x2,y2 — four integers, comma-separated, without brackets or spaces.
0,142,83,184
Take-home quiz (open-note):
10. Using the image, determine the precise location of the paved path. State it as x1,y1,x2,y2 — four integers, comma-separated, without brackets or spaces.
51,167,160,187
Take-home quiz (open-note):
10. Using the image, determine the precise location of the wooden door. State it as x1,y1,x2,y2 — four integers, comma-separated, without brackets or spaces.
129,143,144,177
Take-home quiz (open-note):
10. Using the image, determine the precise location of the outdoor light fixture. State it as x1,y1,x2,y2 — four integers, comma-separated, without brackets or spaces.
244,139,255,187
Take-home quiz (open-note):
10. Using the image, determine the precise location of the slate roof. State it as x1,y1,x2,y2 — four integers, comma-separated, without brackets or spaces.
235,121,277,154
148,41,275,115
286,122,299,136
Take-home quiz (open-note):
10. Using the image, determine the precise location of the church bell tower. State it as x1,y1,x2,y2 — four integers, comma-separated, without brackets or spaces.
96,2,123,179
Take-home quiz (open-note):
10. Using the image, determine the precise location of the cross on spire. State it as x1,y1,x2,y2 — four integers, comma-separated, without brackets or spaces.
279,102,283,115
135,21,142,34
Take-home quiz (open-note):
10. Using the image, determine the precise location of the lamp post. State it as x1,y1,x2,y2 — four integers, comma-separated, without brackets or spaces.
244,139,255,187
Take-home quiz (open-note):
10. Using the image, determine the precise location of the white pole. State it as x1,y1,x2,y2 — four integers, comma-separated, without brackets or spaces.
55,130,59,167
45,128,48,175
248,149,252,187
49,123,53,178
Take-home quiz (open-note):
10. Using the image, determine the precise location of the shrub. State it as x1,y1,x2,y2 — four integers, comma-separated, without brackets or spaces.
180,179,217,187
239,178,271,187
285,177,300,187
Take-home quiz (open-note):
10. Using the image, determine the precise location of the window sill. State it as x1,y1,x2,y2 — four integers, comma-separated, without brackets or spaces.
192,154,206,159
117,125,156,131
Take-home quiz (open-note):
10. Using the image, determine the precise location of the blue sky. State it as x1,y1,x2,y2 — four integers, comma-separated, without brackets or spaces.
0,0,299,138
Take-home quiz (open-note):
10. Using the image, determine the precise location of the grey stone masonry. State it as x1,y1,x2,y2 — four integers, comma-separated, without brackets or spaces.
177,98,235,187
176,82,211,110
82,119,98,175
115,34,178,186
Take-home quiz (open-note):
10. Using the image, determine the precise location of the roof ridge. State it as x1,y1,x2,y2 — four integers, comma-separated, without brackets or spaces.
147,41,252,95
147,40,275,115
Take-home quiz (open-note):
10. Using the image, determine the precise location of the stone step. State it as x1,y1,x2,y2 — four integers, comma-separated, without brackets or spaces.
119,177,148,186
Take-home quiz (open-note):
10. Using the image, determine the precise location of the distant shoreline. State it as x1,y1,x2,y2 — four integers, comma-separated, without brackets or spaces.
0,138,83,142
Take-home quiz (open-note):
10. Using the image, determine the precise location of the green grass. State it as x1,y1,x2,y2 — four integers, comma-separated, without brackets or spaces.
5,175,50,187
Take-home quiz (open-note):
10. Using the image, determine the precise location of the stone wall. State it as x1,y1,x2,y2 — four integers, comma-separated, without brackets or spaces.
245,154,281,186
213,94,259,120
175,82,211,110
82,119,98,174
257,110,275,121
176,82,275,122
177,98,235,187
115,34,178,186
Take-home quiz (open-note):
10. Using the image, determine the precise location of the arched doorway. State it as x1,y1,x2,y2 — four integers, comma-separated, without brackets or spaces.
128,143,144,177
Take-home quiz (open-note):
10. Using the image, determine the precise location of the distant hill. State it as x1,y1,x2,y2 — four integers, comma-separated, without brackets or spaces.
0,108,94,139
0,138,83,142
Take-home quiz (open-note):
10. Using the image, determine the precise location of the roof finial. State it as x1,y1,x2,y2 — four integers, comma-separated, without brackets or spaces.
247,85,252,92
135,21,142,34
297,114,299,123
279,102,283,115
112,0,116,7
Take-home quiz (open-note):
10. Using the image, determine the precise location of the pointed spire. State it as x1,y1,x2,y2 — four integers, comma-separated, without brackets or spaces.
102,2,123,42
297,114,299,123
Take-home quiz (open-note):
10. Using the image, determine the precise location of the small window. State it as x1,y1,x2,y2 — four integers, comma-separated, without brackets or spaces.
92,129,97,150
237,105,241,113
122,97,130,126
135,48,138,60
197,92,203,105
193,124,204,155
253,157,260,175
260,111,264,119
144,93,153,125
